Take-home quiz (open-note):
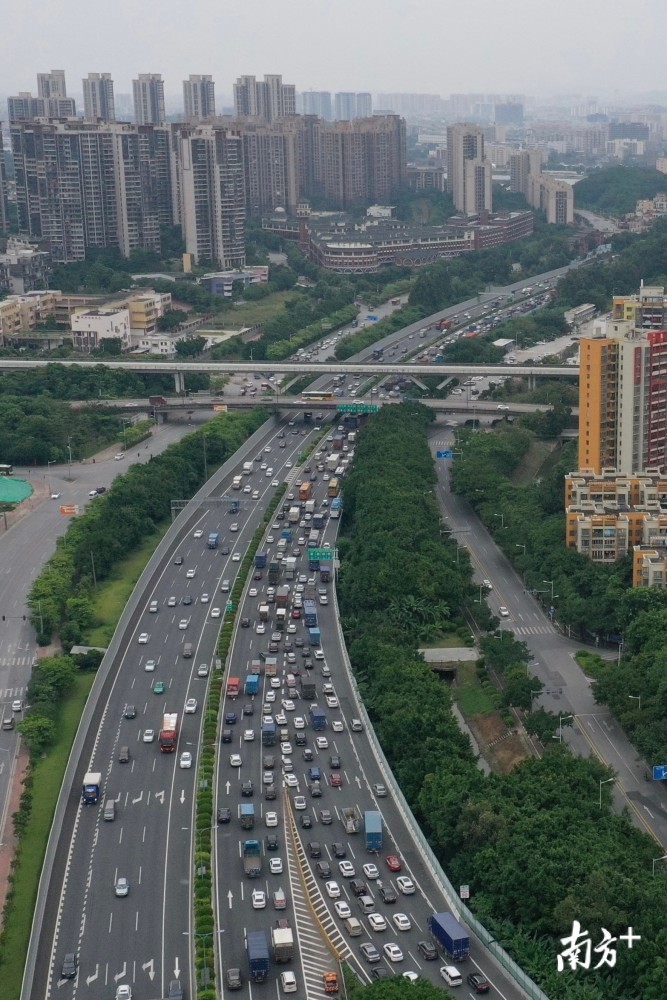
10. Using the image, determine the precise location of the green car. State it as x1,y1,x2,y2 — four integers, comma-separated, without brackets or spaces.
153,680,166,695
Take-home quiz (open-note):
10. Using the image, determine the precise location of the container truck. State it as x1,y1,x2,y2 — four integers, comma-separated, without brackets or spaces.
300,677,316,700
437,318,453,331
327,477,340,498
245,674,260,696
281,528,293,541
299,481,313,502
262,721,277,746
310,706,327,730
149,395,168,406
305,499,316,515
364,810,383,851
264,657,278,677
312,513,325,531
347,431,356,445
308,627,321,646
226,677,240,699
271,925,294,963
259,605,269,622
326,454,339,471
232,476,243,490
82,772,102,805
288,507,300,525
275,608,287,630
307,530,319,549
247,930,270,982
303,600,318,628
330,498,341,519
268,561,280,585
243,461,253,476
319,561,332,583
159,713,178,752
429,911,470,962
240,804,255,829
308,554,320,572
332,434,344,452
255,551,267,569
207,532,219,549
342,807,361,834
243,839,262,878
284,557,297,580
276,586,290,608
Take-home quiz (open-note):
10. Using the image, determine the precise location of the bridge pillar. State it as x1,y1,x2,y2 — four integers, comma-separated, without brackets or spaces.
174,372,185,394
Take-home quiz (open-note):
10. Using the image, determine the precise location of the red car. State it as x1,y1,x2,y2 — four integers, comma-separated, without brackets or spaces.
330,773,343,787
385,854,402,872
291,609,301,619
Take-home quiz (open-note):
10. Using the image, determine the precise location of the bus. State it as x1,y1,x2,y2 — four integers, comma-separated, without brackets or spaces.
301,390,334,402
0,464,13,476
327,477,340,498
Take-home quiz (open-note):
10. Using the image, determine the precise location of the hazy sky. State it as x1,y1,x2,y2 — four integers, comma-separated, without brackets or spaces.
3,0,665,102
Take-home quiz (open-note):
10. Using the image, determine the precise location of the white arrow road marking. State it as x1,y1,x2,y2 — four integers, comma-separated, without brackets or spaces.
228,890,234,908
142,959,155,981
113,962,127,983
85,965,99,986
155,790,165,805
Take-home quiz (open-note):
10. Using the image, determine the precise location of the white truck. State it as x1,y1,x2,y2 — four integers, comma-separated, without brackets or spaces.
304,499,315,515
243,461,253,476
271,925,294,963
284,556,297,580
232,475,243,490
288,506,300,525
326,454,338,472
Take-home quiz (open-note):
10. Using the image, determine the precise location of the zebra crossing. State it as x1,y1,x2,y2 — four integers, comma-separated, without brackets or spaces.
0,686,26,701
0,655,35,669
508,623,555,637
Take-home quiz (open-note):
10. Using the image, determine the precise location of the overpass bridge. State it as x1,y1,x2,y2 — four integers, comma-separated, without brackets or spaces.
0,358,578,379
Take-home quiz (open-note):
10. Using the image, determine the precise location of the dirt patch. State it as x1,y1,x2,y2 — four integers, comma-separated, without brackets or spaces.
467,712,531,774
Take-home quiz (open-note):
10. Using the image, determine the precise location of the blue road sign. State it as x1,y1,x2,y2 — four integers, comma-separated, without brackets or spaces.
436,450,453,459
653,765,667,781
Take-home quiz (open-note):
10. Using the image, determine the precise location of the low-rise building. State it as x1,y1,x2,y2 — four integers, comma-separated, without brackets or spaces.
71,307,131,353
199,266,268,297
0,239,51,294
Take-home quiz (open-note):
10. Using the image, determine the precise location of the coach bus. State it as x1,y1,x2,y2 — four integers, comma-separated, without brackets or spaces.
301,390,334,402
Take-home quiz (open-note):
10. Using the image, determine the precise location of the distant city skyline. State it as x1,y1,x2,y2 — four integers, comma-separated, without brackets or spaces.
2,0,667,101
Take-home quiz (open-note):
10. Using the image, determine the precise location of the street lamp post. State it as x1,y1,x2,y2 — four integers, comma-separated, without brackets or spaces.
652,853,667,876
66,436,73,481
494,512,505,529
202,431,208,483
599,776,614,808
617,639,624,665
543,579,556,601
557,714,573,743
628,694,641,711
516,543,526,555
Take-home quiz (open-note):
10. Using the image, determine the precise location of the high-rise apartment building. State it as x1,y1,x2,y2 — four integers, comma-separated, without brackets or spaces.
527,172,574,224
11,120,172,261
83,73,116,121
183,75,216,119
355,93,372,118
578,311,667,477
233,74,295,121
132,74,165,125
0,154,8,234
172,125,246,268
300,91,332,120
37,70,67,99
446,124,491,214
318,115,406,207
236,120,301,215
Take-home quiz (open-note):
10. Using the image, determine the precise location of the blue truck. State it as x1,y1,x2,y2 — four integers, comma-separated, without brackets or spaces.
303,599,318,628
364,810,383,851
255,551,267,569
82,771,101,805
429,911,470,962
207,531,219,549
245,674,260,696
281,528,293,541
247,929,270,982
308,627,321,647
312,513,325,531
308,555,320,572
262,721,277,745
372,347,384,360
310,707,327,731
319,561,332,583
240,803,255,829
367,314,379,322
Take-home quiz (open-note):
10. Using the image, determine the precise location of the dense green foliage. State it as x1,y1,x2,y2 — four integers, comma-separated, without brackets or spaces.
18,652,98,758
0,365,207,403
339,406,667,999
0,395,126,465
574,166,667,216
28,408,267,644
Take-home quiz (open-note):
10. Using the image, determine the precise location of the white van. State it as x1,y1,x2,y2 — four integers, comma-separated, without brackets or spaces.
440,966,462,987
103,799,115,822
280,971,297,993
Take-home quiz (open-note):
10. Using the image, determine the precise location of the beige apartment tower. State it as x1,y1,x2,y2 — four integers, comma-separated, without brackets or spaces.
446,124,492,213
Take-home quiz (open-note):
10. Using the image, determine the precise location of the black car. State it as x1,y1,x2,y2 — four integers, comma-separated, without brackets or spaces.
182,594,193,606
308,841,321,858
329,754,341,769
241,780,253,797
310,473,317,481
168,981,184,1000
295,637,304,648
221,545,230,555
217,807,231,824
225,712,237,724
300,813,312,828
124,704,136,719
174,555,183,566
302,748,314,761
61,953,78,979
467,973,491,994
241,617,250,628
221,729,233,743
371,968,390,980
349,879,368,897
332,842,346,858
295,733,307,746
316,860,332,878
377,881,397,904
266,833,279,851
417,940,437,961
276,511,285,520
242,703,254,716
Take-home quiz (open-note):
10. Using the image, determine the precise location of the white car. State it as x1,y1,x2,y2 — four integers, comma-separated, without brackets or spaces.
256,623,266,634
402,971,419,982
270,676,281,688
295,584,304,594
143,729,155,743
334,900,351,919
384,943,404,963
363,863,380,880
369,913,387,932
185,698,197,714
267,535,274,543
230,523,239,532
497,403,510,410
331,720,344,733
319,595,329,605
230,753,242,767
316,736,329,749
167,596,177,607
178,619,189,630
193,529,203,539
275,713,287,726
285,461,293,469
294,795,306,810
144,659,156,672
50,491,61,499
313,650,325,661
396,876,415,895
393,913,412,932
252,490,260,499
115,988,132,1000
325,695,339,709
210,607,221,618
287,623,297,634
114,453,125,461
282,699,295,712
325,880,341,898
266,690,276,702
186,568,196,578
285,773,298,787
179,751,192,769
498,606,510,617
232,552,241,562
244,729,255,741
294,716,305,729
249,587,258,597
280,742,293,754
261,463,267,470
138,632,149,644
264,446,271,453
338,860,356,877
252,889,266,909
272,480,280,487
243,484,252,494
201,593,209,604
270,857,283,874
265,811,278,827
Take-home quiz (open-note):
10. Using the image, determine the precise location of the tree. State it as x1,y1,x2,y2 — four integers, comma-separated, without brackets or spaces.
175,336,207,358
18,715,57,756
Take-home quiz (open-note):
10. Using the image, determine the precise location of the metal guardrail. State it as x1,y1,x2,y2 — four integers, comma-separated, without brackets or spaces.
330,583,550,1000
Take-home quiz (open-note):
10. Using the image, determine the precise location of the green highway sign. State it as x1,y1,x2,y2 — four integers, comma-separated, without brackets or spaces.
337,403,379,413
225,601,234,612
310,548,334,560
